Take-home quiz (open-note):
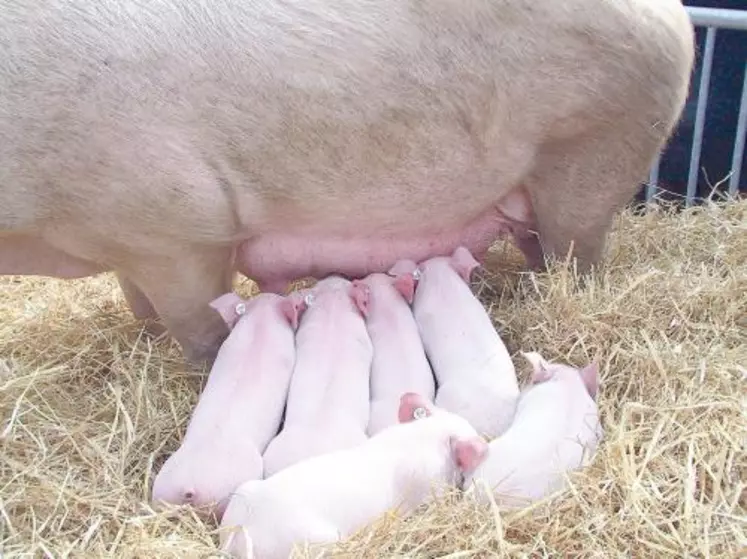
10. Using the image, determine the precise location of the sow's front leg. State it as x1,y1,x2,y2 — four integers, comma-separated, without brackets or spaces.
120,246,235,365
524,7,694,274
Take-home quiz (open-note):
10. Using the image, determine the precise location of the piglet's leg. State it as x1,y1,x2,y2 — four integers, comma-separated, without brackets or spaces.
122,246,235,365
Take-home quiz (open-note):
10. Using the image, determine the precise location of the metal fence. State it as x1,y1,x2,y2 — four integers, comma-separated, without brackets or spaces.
645,6,747,206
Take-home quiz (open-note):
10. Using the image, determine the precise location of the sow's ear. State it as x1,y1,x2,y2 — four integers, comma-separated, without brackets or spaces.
449,246,480,283
209,292,246,330
397,392,433,423
579,361,600,401
450,435,489,473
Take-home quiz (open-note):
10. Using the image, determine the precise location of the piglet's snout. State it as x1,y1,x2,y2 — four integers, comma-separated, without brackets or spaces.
152,480,230,517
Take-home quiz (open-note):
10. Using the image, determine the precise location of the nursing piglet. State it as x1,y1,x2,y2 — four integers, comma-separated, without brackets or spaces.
390,247,519,438
357,271,436,436
220,392,489,559
464,352,603,509
151,291,304,518
261,276,373,477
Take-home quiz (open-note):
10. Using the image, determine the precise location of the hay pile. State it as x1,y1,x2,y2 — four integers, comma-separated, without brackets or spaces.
1,200,745,558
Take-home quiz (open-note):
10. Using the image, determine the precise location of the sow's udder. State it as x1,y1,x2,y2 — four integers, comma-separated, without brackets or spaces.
237,198,532,293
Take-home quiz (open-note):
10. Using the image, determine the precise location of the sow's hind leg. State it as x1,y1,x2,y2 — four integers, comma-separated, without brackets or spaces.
120,245,235,364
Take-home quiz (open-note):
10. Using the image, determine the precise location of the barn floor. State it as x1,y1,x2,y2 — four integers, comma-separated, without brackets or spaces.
1,200,745,558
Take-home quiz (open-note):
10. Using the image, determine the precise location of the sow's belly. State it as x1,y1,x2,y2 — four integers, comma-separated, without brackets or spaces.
237,187,534,293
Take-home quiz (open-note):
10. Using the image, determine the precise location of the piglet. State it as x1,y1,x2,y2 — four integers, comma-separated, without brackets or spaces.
464,352,603,508
219,392,489,559
261,276,373,478
389,246,519,438
356,271,436,436
151,291,304,518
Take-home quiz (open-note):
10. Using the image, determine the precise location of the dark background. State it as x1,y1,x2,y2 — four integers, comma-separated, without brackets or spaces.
635,0,747,203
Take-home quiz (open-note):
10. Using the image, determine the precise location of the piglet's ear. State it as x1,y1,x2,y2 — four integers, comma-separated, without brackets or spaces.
579,361,600,401
450,246,480,283
278,293,306,331
393,273,415,305
350,280,370,317
521,351,553,383
450,435,489,473
397,392,433,423
209,292,245,330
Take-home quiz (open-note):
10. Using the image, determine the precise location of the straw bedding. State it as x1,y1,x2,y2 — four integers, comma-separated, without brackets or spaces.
1,199,745,558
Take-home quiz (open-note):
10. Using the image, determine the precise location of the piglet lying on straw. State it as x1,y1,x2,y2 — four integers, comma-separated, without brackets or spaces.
464,352,603,508
357,269,436,436
389,246,520,438
219,392,489,559
151,291,305,518
262,276,373,477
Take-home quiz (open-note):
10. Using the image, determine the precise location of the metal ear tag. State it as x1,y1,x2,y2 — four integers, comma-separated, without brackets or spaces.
235,302,247,316
413,407,428,420
303,293,315,307
412,268,422,281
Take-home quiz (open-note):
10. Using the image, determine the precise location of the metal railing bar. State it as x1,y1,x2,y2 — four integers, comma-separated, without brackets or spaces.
646,154,661,202
728,62,747,196
686,26,717,206
686,7,747,31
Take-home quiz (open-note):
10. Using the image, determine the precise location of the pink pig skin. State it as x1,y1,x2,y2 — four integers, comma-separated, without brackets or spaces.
393,246,520,438
261,276,373,478
356,271,436,436
464,352,604,509
150,291,304,518
219,392,489,559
